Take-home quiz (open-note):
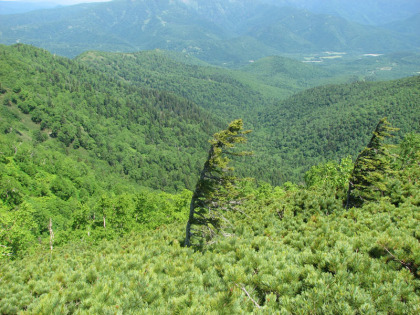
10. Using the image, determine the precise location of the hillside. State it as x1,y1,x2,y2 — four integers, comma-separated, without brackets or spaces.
239,5,416,54
72,48,420,184
0,0,419,65
2,0,420,26
1,129,419,312
383,13,420,37
1,42,419,313
0,44,222,192
1,44,212,259
77,50,420,123
240,55,340,89
75,50,339,120
309,51,420,82
1,0,420,311
250,75,420,183
1,45,419,231
0,102,192,254
263,0,420,25
1,44,420,186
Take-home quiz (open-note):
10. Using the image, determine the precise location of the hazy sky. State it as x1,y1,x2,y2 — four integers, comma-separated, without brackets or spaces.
1,0,112,4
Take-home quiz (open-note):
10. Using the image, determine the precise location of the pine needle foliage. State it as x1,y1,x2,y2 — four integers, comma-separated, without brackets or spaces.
1,134,419,313
1,158,418,314
185,119,252,247
346,117,399,208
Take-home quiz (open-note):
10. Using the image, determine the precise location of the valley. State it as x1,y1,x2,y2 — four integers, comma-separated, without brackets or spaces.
0,1,419,313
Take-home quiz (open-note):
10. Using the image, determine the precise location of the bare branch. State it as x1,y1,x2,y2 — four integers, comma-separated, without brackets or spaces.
235,284,261,309
383,246,415,273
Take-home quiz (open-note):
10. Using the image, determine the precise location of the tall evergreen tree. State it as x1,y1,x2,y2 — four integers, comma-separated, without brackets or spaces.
346,117,398,209
185,119,251,247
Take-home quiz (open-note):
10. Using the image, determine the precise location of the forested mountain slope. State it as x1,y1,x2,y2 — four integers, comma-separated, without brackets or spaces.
77,50,420,125
250,75,420,183
240,55,341,89
307,51,420,83
2,0,420,26
383,12,420,37
0,107,192,257
1,42,419,313
72,48,420,184
262,0,420,25
1,44,213,258
0,0,235,60
0,44,222,192
1,129,419,312
1,44,419,187
235,5,416,54
76,50,341,121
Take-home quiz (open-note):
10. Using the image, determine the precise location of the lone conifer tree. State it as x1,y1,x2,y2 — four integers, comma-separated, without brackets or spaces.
346,117,398,209
185,119,251,247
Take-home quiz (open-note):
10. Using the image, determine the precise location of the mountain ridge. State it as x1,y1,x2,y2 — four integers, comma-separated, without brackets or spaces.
2,43,419,186
1,0,419,65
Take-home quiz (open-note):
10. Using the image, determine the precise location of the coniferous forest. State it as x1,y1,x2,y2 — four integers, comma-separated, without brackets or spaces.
1,0,420,313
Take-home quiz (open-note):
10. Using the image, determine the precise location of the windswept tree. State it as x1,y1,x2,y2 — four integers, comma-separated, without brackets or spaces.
346,117,398,209
185,119,252,247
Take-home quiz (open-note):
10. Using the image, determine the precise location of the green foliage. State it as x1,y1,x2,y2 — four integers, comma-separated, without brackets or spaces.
0,82,418,312
397,132,420,169
305,156,353,192
186,119,252,246
0,10,419,312
255,75,420,183
0,145,418,313
77,50,281,121
0,111,192,258
0,44,219,192
347,118,399,208
0,43,419,313
1,44,419,188
0,202,37,257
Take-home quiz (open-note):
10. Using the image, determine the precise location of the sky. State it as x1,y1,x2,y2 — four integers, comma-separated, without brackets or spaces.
1,0,112,4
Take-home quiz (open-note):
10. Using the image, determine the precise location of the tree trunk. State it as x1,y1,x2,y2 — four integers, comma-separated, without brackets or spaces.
185,146,214,247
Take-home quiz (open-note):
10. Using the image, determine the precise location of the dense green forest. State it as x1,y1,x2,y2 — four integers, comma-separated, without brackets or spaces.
78,50,420,120
1,42,419,313
0,44,223,192
72,47,420,184
2,44,419,186
1,119,419,313
252,75,420,183
76,50,279,121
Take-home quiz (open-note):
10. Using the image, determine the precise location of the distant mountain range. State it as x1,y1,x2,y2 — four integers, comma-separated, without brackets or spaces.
2,0,420,26
0,0,419,65
383,13,420,37
263,0,420,26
